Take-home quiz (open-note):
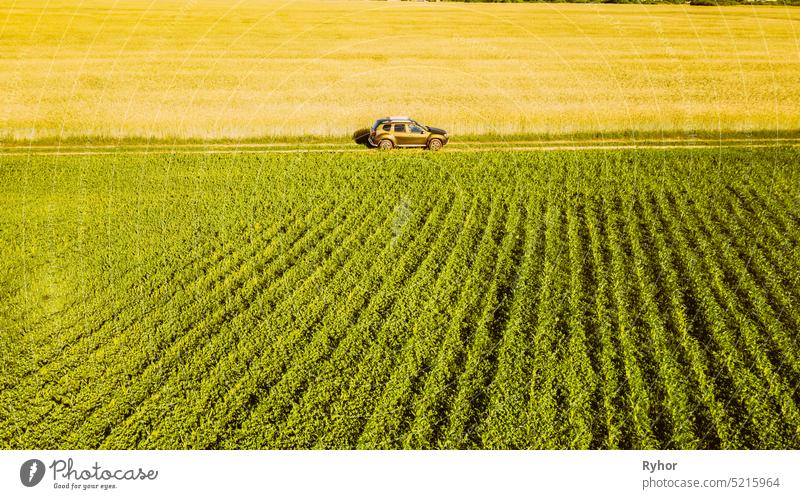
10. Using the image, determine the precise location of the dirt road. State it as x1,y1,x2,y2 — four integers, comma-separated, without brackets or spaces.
1,138,797,156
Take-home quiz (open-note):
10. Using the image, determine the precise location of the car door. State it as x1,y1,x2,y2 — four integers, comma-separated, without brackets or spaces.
407,123,429,146
392,123,412,146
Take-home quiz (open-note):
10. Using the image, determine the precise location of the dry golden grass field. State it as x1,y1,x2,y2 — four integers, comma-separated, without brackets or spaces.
1,0,799,139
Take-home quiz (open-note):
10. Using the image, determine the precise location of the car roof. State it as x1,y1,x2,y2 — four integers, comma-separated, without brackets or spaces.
377,116,413,122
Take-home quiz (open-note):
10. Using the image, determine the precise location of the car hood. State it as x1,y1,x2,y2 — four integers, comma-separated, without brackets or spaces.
427,127,447,135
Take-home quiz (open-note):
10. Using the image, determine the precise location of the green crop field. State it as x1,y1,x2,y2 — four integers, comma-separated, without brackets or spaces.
1,147,798,449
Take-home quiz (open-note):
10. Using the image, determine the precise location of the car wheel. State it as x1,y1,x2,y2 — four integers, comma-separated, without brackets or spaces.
428,138,443,151
379,139,394,150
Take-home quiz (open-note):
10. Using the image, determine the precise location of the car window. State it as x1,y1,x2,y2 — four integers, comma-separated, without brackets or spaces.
393,124,406,133
382,124,391,131
409,125,424,134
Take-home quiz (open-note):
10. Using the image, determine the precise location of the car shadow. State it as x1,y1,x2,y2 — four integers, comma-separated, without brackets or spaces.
352,127,375,148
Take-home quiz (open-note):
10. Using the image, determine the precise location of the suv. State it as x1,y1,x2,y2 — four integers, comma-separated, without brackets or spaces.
369,117,449,151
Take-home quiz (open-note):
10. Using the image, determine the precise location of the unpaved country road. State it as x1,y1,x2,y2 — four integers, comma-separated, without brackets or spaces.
1,139,798,156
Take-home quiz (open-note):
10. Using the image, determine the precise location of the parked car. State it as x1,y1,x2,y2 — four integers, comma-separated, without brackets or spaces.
368,117,449,150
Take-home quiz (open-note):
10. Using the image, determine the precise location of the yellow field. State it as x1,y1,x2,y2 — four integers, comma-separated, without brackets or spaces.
1,0,799,139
